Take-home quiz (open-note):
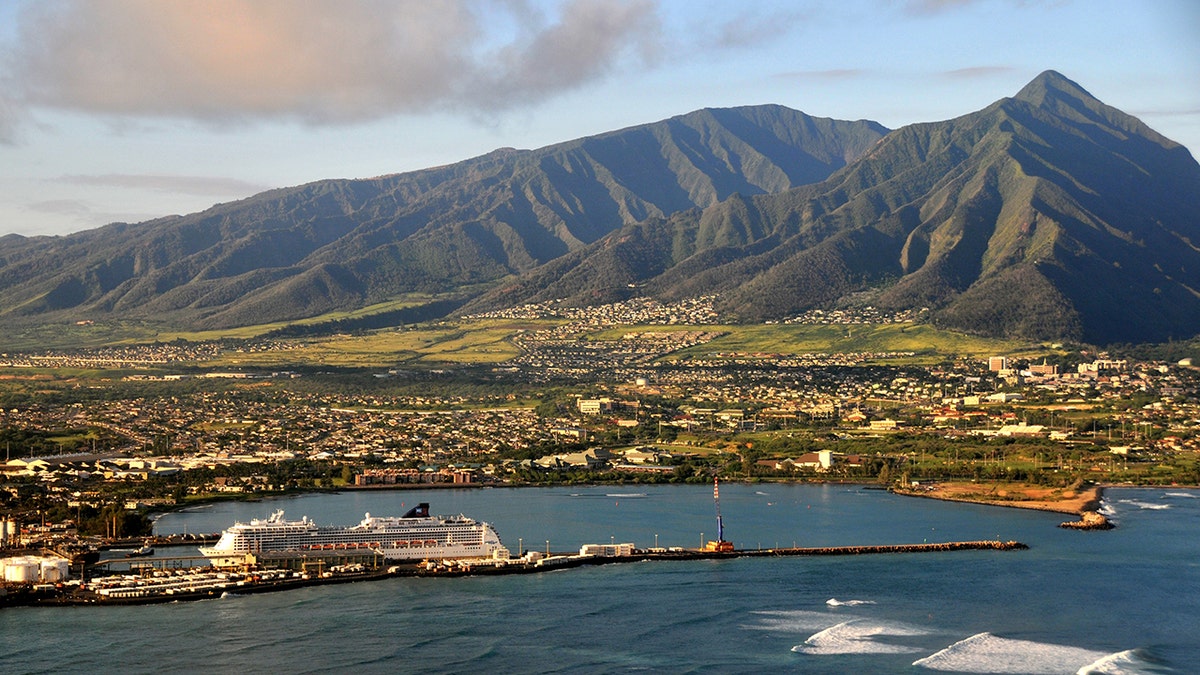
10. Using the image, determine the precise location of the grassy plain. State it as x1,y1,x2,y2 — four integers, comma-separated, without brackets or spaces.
210,319,557,369
5,310,1059,370
601,323,1042,363
0,295,459,351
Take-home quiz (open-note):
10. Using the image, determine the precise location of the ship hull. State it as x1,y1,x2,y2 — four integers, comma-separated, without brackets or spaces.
199,504,505,565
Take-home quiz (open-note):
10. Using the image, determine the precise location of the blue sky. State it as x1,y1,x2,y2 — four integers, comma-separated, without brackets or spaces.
1,0,1197,237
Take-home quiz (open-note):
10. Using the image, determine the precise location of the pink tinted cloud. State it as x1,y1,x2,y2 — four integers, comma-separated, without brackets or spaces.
8,0,661,125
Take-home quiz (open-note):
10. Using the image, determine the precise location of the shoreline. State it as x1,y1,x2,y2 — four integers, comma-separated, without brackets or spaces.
890,483,1104,516
143,478,1184,541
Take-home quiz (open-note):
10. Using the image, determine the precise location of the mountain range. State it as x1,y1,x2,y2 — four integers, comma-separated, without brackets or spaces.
2,71,1198,345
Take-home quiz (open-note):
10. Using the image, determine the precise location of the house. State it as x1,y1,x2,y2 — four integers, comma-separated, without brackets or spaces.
3,458,52,476
534,447,612,470
761,450,835,472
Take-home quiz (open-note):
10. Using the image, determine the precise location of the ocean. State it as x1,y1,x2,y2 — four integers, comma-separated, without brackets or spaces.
1,484,1194,673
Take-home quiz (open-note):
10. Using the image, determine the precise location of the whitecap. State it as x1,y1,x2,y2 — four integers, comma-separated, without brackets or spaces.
755,491,769,495
1118,500,1171,511
1077,648,1165,674
746,609,845,633
826,598,876,607
605,493,646,498
913,632,1111,674
792,618,929,655
1163,492,1197,499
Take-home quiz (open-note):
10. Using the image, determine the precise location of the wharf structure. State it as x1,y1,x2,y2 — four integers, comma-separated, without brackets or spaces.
1,539,1027,607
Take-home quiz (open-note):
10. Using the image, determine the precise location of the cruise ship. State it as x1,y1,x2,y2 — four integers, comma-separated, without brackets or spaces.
199,503,506,565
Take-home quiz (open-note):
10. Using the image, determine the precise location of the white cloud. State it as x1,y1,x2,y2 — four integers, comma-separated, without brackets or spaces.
712,8,807,49
4,0,662,127
943,66,1018,79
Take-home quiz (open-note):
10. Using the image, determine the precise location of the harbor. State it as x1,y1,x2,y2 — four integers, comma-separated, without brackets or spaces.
1,538,1027,607
2,481,1032,607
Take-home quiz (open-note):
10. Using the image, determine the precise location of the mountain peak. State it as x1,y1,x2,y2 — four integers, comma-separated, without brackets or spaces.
1013,70,1097,108
1008,69,1179,150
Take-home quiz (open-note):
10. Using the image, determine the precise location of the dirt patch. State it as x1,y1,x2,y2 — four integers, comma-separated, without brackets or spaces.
897,481,1102,514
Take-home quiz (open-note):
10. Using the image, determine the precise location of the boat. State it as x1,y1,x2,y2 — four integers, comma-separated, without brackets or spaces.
199,503,505,565
126,542,155,557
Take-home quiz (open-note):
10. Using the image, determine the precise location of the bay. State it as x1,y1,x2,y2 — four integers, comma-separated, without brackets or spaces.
2,484,1194,673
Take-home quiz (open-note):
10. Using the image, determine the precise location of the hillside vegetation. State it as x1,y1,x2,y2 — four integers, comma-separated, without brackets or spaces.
466,72,1200,345
3,71,1198,346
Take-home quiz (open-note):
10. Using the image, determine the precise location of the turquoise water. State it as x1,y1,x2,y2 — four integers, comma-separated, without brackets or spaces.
2,485,1194,673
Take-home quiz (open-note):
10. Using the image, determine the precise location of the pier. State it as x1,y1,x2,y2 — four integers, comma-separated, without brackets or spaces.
0,539,1027,607
411,539,1029,576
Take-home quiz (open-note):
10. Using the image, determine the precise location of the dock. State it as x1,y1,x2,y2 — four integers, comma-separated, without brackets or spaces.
412,540,1029,576
0,539,1026,607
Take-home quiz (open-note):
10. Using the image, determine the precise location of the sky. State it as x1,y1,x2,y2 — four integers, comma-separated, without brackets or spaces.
0,0,1197,237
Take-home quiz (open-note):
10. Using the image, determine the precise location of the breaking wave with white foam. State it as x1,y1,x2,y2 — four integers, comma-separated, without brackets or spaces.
1118,500,1172,511
913,633,1160,674
1077,648,1167,674
826,598,876,607
792,618,930,655
744,609,844,634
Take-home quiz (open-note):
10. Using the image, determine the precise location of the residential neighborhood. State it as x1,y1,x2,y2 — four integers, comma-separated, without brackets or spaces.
1,310,1197,549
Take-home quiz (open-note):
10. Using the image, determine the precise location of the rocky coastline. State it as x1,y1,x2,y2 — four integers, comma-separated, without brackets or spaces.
1058,509,1114,530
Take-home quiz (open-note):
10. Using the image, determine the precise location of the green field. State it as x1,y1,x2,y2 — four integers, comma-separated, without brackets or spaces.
3,310,1059,370
596,323,1043,362
209,319,558,368
0,294,462,351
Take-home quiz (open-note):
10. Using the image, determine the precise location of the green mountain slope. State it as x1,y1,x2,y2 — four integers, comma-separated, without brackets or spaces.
467,72,1200,344
0,107,886,330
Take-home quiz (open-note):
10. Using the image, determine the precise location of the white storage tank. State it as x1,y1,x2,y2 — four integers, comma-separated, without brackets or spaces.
3,557,39,583
40,558,69,582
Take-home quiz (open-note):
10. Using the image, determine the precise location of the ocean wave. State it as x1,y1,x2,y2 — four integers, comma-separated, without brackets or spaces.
1118,500,1171,511
567,492,647,498
792,618,929,655
1163,492,1197,499
826,598,876,607
746,609,844,633
912,632,1117,674
1077,648,1167,674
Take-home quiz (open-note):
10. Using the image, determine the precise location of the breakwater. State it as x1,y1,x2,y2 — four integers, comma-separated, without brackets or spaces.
740,540,1027,556
423,540,1027,576
2,539,1026,607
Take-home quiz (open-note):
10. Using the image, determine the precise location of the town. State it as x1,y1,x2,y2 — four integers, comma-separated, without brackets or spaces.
0,297,1197,559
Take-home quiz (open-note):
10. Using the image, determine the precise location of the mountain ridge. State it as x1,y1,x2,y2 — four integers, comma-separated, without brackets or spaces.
465,71,1200,344
3,71,1198,345
0,105,887,329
